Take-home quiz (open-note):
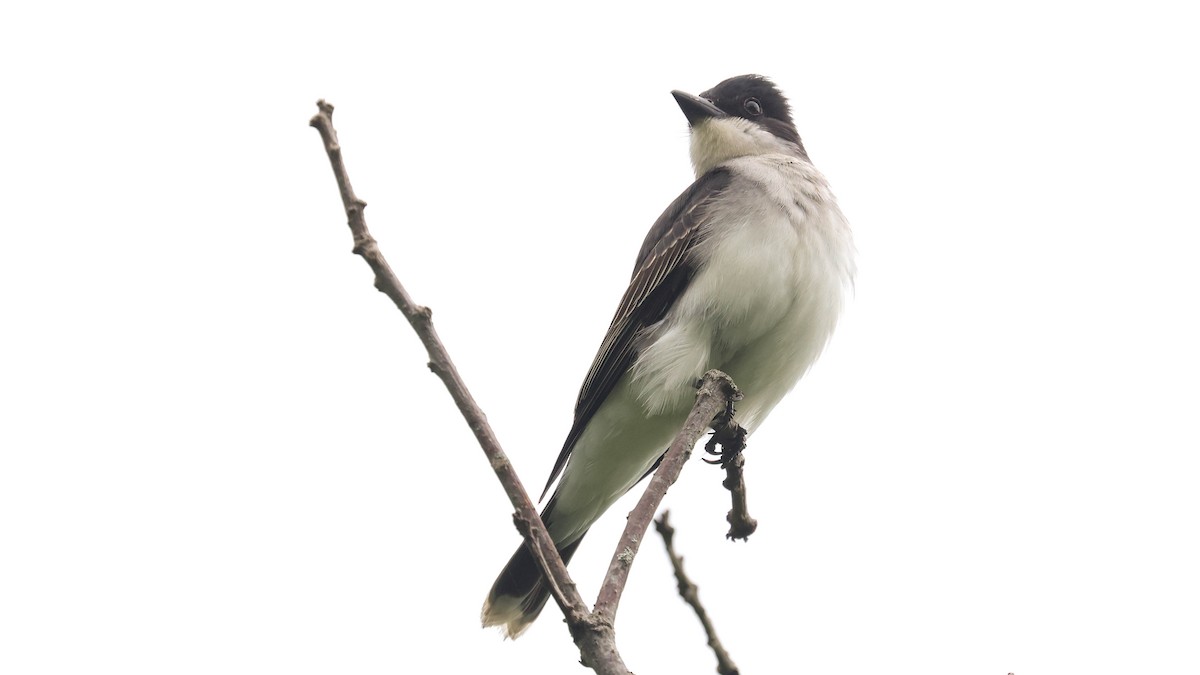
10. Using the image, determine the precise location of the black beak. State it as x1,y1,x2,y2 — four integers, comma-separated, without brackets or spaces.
671,90,726,127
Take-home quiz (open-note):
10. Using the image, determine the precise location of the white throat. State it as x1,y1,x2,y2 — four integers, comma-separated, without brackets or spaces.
688,117,803,177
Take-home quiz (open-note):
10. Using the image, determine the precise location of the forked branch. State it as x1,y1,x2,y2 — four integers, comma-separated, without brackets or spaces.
311,100,744,675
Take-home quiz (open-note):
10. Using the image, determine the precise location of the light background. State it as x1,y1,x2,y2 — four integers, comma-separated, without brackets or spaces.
2,2,1198,674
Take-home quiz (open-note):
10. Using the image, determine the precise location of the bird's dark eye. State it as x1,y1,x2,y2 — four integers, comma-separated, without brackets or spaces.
743,98,762,116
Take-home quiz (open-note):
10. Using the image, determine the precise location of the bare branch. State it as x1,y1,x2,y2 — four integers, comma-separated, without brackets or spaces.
654,511,740,675
308,99,591,635
704,413,757,540
593,370,742,622
722,452,757,540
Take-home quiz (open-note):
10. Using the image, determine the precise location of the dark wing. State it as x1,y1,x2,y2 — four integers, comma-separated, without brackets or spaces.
540,168,733,499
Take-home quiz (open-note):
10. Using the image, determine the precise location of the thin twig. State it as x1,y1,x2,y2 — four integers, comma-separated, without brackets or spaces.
655,511,740,675
722,452,757,541
704,413,757,540
308,99,592,636
593,371,742,622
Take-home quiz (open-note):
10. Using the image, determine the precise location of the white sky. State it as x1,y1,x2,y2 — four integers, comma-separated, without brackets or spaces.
2,2,1198,674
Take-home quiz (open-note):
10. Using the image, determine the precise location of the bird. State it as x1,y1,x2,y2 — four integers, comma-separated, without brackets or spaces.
481,74,856,638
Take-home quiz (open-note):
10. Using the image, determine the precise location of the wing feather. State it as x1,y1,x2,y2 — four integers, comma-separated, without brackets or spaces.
540,168,733,499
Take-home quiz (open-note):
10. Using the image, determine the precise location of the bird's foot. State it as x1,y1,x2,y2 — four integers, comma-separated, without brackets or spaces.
703,405,746,468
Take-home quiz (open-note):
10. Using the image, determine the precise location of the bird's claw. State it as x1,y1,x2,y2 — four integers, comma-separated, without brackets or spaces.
704,419,747,468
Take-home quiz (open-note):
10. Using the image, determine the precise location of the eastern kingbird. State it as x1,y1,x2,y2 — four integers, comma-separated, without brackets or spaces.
482,75,856,637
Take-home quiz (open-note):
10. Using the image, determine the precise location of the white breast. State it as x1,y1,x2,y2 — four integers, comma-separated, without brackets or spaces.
629,154,855,429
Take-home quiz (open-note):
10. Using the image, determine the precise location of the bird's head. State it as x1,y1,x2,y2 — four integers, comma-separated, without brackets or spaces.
672,74,808,177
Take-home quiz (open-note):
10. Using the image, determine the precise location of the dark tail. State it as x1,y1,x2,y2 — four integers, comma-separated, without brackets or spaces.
481,530,586,638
